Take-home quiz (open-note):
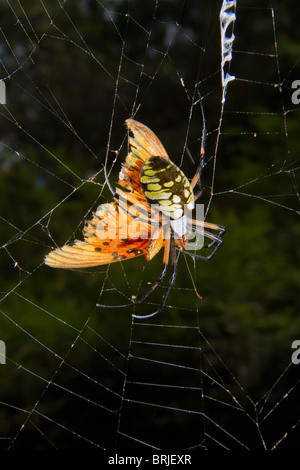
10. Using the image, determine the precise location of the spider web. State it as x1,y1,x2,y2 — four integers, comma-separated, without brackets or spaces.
0,0,299,456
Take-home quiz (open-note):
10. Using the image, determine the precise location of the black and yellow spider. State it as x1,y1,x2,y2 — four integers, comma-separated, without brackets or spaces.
45,118,225,318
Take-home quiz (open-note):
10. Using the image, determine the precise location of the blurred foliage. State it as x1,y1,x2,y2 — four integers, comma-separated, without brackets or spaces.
0,0,300,450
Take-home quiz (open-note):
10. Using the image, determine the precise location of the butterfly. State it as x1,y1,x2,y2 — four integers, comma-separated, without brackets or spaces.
45,119,225,318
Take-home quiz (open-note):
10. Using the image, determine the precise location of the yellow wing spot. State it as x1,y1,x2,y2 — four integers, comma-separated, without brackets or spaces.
142,163,151,170
144,169,157,176
145,190,172,200
158,199,172,206
175,174,182,183
163,164,173,171
140,175,160,183
147,183,162,191
173,195,181,203
163,181,174,188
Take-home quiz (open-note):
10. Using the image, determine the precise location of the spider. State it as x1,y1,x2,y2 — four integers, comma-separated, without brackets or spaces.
44,118,225,318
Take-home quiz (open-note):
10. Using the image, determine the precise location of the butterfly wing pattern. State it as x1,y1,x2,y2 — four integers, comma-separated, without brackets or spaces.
44,119,170,269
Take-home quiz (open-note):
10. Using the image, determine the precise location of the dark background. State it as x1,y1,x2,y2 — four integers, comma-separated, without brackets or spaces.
0,0,299,451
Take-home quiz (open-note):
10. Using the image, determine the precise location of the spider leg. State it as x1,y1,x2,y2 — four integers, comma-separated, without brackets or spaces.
182,251,202,300
179,245,220,261
188,219,226,246
193,188,203,201
190,149,205,195
96,232,171,310
182,220,226,261
190,163,203,192
133,230,177,319
130,234,171,307
202,224,225,251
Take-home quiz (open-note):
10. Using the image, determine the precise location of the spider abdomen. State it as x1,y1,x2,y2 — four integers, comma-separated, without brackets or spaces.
140,156,194,220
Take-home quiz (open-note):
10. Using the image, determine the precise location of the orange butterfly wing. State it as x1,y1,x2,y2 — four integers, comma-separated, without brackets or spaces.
44,199,151,268
44,119,168,269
